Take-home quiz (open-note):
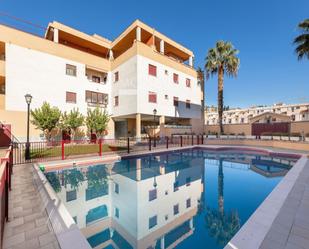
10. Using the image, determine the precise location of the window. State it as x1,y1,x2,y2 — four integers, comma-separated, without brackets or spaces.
66,64,77,76
115,207,119,218
186,198,191,208
66,92,76,103
66,190,77,202
92,75,101,83
173,97,179,107
173,73,179,84
114,183,119,194
292,115,295,121
186,100,191,109
148,64,157,76
165,70,168,75
173,181,179,192
148,92,157,103
165,95,168,100
241,118,244,123
173,204,179,215
149,189,157,201
114,96,119,106
186,177,191,186
186,78,191,87
149,215,157,229
114,71,119,82
85,91,106,105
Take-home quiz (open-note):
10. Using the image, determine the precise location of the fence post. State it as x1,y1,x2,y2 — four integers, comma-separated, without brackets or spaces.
201,135,204,144
61,140,65,160
197,135,199,145
180,136,183,147
166,137,169,149
153,136,156,148
99,139,102,156
191,135,194,146
5,162,9,221
127,137,130,154
149,137,152,151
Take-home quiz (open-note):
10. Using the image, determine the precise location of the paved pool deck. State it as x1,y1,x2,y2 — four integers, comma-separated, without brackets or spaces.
3,164,60,249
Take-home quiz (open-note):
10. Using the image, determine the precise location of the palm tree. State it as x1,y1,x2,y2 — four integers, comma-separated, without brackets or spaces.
294,19,309,60
197,67,205,129
205,41,240,134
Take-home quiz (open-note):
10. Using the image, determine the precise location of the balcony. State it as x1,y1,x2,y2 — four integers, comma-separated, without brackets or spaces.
85,68,107,85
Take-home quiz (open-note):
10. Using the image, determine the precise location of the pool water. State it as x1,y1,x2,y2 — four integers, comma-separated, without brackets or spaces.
44,148,297,249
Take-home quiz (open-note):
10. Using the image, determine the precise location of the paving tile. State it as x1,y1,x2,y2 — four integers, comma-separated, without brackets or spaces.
288,234,309,249
39,233,57,246
3,232,25,248
11,238,40,249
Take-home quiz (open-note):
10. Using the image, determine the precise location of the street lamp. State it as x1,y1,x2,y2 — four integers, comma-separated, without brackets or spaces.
153,109,157,147
25,94,32,160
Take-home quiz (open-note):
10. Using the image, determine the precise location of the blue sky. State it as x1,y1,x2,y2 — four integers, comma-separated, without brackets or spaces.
0,0,308,108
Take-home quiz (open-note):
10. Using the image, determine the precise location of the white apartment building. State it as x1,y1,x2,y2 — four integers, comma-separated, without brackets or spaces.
0,20,203,141
205,103,309,125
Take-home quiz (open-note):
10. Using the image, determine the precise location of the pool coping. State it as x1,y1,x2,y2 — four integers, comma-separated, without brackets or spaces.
34,145,307,249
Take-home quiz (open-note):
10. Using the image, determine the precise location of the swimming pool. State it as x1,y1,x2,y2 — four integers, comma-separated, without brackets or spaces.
44,148,298,249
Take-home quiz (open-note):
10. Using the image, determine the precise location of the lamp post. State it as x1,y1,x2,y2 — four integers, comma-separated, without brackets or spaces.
24,94,32,160
153,109,157,147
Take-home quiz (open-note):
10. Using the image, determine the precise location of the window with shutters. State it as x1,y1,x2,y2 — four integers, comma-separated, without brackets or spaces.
148,92,157,103
114,71,119,82
173,97,179,107
186,78,191,87
186,198,191,208
114,96,119,106
66,92,76,103
66,64,77,76
173,73,179,83
85,91,106,105
148,64,157,76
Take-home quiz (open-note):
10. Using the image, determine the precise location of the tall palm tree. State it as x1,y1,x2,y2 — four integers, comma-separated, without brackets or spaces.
205,41,240,134
294,19,309,60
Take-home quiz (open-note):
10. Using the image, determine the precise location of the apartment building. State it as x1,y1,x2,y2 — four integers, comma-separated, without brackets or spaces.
205,103,309,125
0,20,203,141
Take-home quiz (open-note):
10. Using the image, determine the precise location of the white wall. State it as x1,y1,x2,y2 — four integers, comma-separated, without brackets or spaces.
136,55,201,119
111,56,137,117
5,44,112,115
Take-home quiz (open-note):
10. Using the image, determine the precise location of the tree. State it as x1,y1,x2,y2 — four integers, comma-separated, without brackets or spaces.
61,108,84,141
197,67,206,128
205,41,240,134
31,102,61,141
86,107,110,139
294,19,309,60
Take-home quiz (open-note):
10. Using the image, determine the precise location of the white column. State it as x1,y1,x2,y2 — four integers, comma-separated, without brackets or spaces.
136,27,141,41
159,116,165,137
53,28,59,43
136,113,141,140
160,40,165,54
109,50,114,61
160,237,165,249
189,56,193,67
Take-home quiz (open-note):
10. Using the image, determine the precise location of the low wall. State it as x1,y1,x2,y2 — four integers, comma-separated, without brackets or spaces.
204,139,309,152
290,121,309,135
206,121,309,136
205,124,251,135
0,110,41,141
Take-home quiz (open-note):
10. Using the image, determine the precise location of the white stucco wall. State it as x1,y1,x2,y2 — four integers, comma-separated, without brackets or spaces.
5,44,112,115
136,55,201,119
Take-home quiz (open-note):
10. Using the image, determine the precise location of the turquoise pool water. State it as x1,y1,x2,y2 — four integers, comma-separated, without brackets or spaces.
44,148,297,249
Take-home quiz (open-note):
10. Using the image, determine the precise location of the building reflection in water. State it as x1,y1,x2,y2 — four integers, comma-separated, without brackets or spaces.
45,149,296,249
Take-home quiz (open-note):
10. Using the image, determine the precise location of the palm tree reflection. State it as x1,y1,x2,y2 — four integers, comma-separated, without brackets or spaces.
205,158,240,246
